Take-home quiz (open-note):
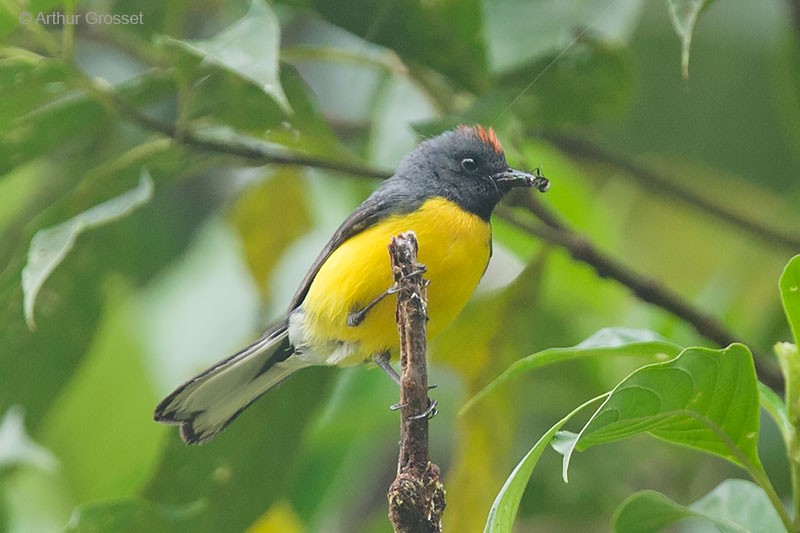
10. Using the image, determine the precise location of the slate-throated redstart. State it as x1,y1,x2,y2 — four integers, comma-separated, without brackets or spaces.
154,125,550,444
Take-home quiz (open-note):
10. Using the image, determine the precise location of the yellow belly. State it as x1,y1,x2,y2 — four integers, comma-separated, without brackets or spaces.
299,197,491,364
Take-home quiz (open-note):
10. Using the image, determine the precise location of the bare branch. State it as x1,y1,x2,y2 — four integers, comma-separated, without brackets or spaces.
498,198,784,392
542,132,800,252
387,232,445,533
79,74,392,181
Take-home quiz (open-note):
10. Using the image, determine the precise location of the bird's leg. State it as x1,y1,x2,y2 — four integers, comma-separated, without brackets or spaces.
347,287,399,327
347,267,427,327
409,398,439,420
391,396,439,419
372,351,437,390
373,352,439,418
373,351,401,385
374,352,415,412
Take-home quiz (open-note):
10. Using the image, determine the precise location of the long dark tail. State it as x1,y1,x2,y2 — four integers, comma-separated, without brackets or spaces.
154,320,304,444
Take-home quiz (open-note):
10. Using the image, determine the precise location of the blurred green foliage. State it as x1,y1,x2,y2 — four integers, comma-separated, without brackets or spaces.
1,0,799,531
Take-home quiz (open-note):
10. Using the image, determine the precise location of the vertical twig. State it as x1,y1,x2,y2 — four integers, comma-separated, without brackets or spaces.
387,231,446,533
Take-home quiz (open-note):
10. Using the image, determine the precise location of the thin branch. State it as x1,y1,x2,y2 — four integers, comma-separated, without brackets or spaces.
499,195,784,392
387,232,445,533
79,74,392,181
542,132,800,252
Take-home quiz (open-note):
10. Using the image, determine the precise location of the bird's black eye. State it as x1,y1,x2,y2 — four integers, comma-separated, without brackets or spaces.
461,157,479,173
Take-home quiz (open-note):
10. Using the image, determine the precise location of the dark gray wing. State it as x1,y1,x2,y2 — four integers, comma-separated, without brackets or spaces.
288,178,416,310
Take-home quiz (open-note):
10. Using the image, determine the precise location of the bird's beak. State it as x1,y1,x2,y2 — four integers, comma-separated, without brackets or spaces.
492,168,550,192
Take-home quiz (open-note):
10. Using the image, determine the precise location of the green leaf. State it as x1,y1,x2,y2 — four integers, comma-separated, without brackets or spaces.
166,0,290,113
666,0,715,79
690,479,786,532
779,255,800,345
169,66,348,156
21,170,153,329
0,406,57,472
483,394,607,533
559,344,762,482
461,328,680,415
612,479,786,533
613,490,737,533
65,497,203,532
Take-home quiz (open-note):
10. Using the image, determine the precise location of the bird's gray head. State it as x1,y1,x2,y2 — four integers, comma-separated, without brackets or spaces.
394,125,549,220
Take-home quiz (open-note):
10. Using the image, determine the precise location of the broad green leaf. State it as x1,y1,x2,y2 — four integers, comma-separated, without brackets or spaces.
612,479,785,533
166,0,290,113
691,479,785,532
484,0,645,73
268,66,349,156
155,44,286,136
153,48,346,157
483,394,607,533
666,0,715,79
461,328,680,415
0,406,56,472
192,66,348,156
22,170,153,329
779,255,800,344
613,490,742,533
560,345,762,481
65,497,202,532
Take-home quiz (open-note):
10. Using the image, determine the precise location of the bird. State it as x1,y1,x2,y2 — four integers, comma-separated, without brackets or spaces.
154,125,550,444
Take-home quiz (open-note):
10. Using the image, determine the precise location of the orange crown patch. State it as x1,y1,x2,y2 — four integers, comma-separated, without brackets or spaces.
458,125,503,154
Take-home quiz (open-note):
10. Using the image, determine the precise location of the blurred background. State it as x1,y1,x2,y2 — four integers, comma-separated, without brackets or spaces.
1,0,799,531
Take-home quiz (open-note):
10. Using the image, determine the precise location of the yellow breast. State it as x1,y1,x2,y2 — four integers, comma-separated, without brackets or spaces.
299,197,491,364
